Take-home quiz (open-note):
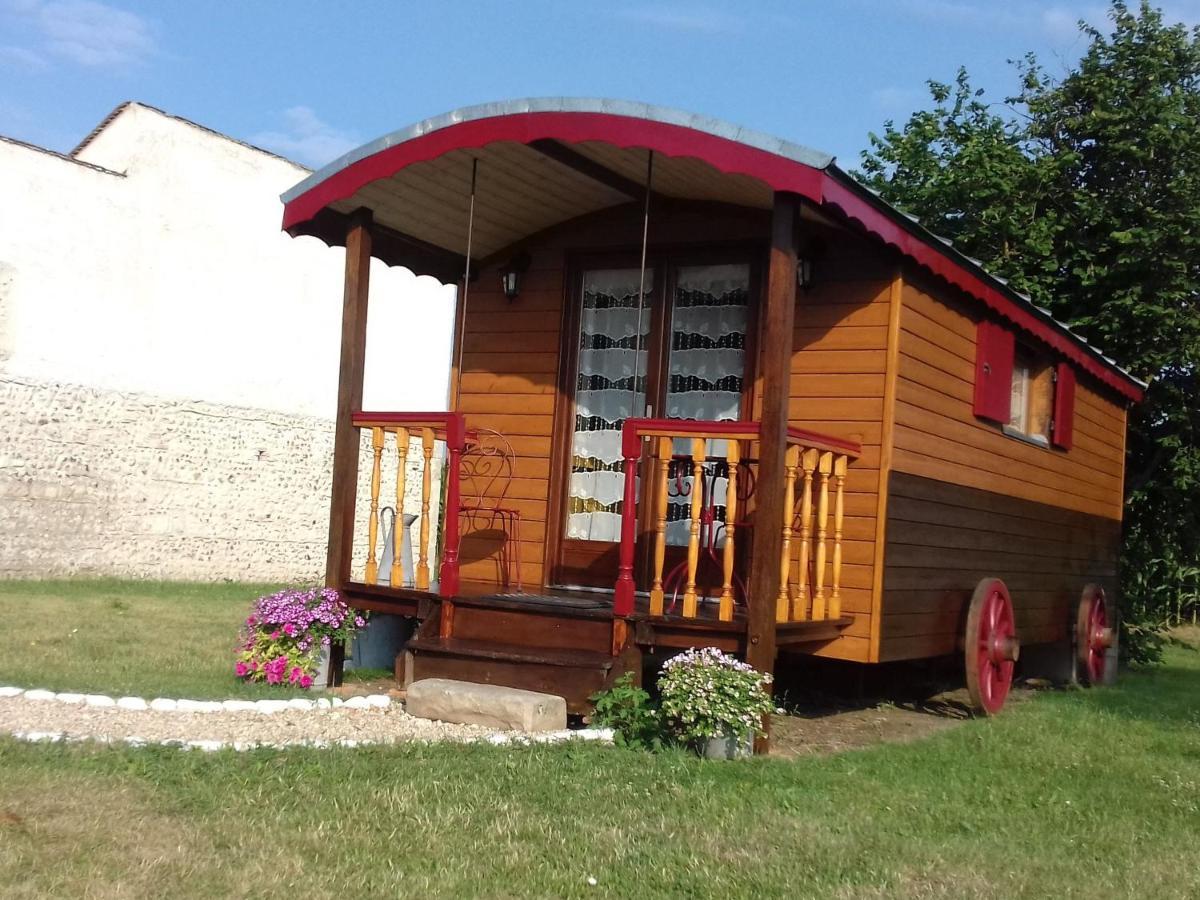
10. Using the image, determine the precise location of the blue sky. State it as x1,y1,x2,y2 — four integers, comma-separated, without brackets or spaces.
2,1,1198,172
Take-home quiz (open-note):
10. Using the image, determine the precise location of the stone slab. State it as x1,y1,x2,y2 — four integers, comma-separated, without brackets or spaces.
406,679,567,733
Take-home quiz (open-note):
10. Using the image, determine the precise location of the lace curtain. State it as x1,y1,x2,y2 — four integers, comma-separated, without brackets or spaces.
567,269,653,542
664,264,750,546
566,263,750,546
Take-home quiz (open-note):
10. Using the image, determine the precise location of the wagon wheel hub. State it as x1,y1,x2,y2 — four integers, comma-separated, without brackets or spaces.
988,634,1021,664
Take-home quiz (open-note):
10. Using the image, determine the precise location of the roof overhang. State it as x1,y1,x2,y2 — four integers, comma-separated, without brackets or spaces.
281,98,1145,403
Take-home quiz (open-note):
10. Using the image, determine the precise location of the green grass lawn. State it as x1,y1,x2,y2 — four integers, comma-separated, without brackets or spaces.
0,582,1198,897
0,580,313,699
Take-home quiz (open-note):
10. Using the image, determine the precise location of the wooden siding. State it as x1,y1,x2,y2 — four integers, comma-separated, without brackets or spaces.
880,471,1120,661
879,276,1129,661
760,230,897,663
452,254,563,589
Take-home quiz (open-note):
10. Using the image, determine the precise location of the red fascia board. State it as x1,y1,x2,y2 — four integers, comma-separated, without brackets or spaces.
818,177,1143,403
287,112,1143,404
282,112,824,231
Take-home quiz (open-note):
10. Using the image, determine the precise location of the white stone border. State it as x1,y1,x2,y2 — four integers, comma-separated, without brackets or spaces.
0,685,391,714
0,685,615,750
7,728,614,752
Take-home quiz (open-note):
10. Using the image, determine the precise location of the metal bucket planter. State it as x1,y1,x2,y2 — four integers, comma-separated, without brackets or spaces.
703,731,753,760
314,645,331,688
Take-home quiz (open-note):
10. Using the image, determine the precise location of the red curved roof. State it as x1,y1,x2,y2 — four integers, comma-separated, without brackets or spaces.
281,100,1143,402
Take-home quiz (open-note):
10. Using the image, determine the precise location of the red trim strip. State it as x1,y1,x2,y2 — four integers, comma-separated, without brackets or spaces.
619,417,863,459
287,112,1142,403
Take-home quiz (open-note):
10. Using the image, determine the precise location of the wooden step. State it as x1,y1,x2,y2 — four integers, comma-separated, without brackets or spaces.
407,636,616,669
445,596,615,655
404,636,625,714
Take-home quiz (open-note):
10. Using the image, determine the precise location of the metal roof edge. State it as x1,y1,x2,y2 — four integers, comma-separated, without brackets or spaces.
822,165,1148,395
280,97,835,205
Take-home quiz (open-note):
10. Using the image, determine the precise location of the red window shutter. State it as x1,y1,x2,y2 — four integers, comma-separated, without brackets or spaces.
1052,362,1076,450
973,320,1015,423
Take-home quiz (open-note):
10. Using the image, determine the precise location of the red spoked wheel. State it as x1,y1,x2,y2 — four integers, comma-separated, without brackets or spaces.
1076,584,1114,686
965,578,1020,716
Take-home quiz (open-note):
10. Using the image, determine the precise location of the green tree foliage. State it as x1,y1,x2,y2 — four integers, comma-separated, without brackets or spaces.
858,2,1200,659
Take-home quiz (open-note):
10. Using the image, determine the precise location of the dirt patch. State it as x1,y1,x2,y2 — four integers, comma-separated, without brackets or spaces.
770,688,981,758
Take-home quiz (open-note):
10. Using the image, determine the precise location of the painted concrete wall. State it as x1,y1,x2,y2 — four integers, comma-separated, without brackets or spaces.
0,103,456,581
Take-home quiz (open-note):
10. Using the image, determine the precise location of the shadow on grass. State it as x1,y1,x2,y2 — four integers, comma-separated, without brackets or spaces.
1066,649,1200,729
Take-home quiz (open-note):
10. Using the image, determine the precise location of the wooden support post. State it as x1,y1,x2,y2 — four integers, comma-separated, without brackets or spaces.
390,427,409,588
718,440,739,622
746,192,800,752
364,426,385,584
794,448,818,622
612,433,640,617
775,444,800,623
438,413,465,597
416,427,435,591
830,455,847,619
811,451,833,620
324,209,372,591
682,437,705,618
650,437,671,616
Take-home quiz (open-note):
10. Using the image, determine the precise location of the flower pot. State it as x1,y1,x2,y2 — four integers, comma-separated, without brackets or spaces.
703,731,753,760
314,645,331,689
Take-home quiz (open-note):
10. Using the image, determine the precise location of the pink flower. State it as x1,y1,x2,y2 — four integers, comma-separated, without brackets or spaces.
289,666,303,683
270,630,281,640
266,667,281,685
235,661,249,677
283,623,296,637
299,675,313,689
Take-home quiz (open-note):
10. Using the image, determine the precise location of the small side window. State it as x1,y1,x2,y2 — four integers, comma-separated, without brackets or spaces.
975,320,1076,451
1007,349,1054,445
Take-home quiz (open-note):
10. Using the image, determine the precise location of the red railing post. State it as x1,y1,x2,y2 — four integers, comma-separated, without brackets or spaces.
613,420,640,616
438,412,465,597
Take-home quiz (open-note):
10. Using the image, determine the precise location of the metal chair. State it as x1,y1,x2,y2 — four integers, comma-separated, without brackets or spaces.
459,427,524,592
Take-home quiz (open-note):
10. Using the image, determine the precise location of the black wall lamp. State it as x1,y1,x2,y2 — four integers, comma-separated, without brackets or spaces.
797,257,814,291
501,251,532,302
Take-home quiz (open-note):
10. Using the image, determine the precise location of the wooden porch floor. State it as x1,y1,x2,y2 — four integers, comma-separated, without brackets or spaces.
341,581,852,651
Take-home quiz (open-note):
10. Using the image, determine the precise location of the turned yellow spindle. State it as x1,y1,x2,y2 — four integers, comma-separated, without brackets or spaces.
829,454,847,619
718,440,740,622
682,437,706,618
811,451,834,620
365,426,385,585
416,427,435,591
793,448,819,621
776,444,801,623
649,437,672,616
390,426,409,588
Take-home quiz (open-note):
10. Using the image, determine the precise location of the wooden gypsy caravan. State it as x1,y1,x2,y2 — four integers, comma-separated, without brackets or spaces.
280,99,1145,731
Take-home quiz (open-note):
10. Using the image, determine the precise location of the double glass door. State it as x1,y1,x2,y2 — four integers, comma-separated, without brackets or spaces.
555,256,755,588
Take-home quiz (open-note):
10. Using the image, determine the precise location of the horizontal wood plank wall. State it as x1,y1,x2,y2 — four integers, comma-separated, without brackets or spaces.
454,251,562,590
453,202,772,593
763,228,895,663
880,275,1129,661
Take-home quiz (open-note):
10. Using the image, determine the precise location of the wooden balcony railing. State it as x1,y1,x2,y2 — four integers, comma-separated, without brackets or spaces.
613,419,860,624
350,412,465,597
